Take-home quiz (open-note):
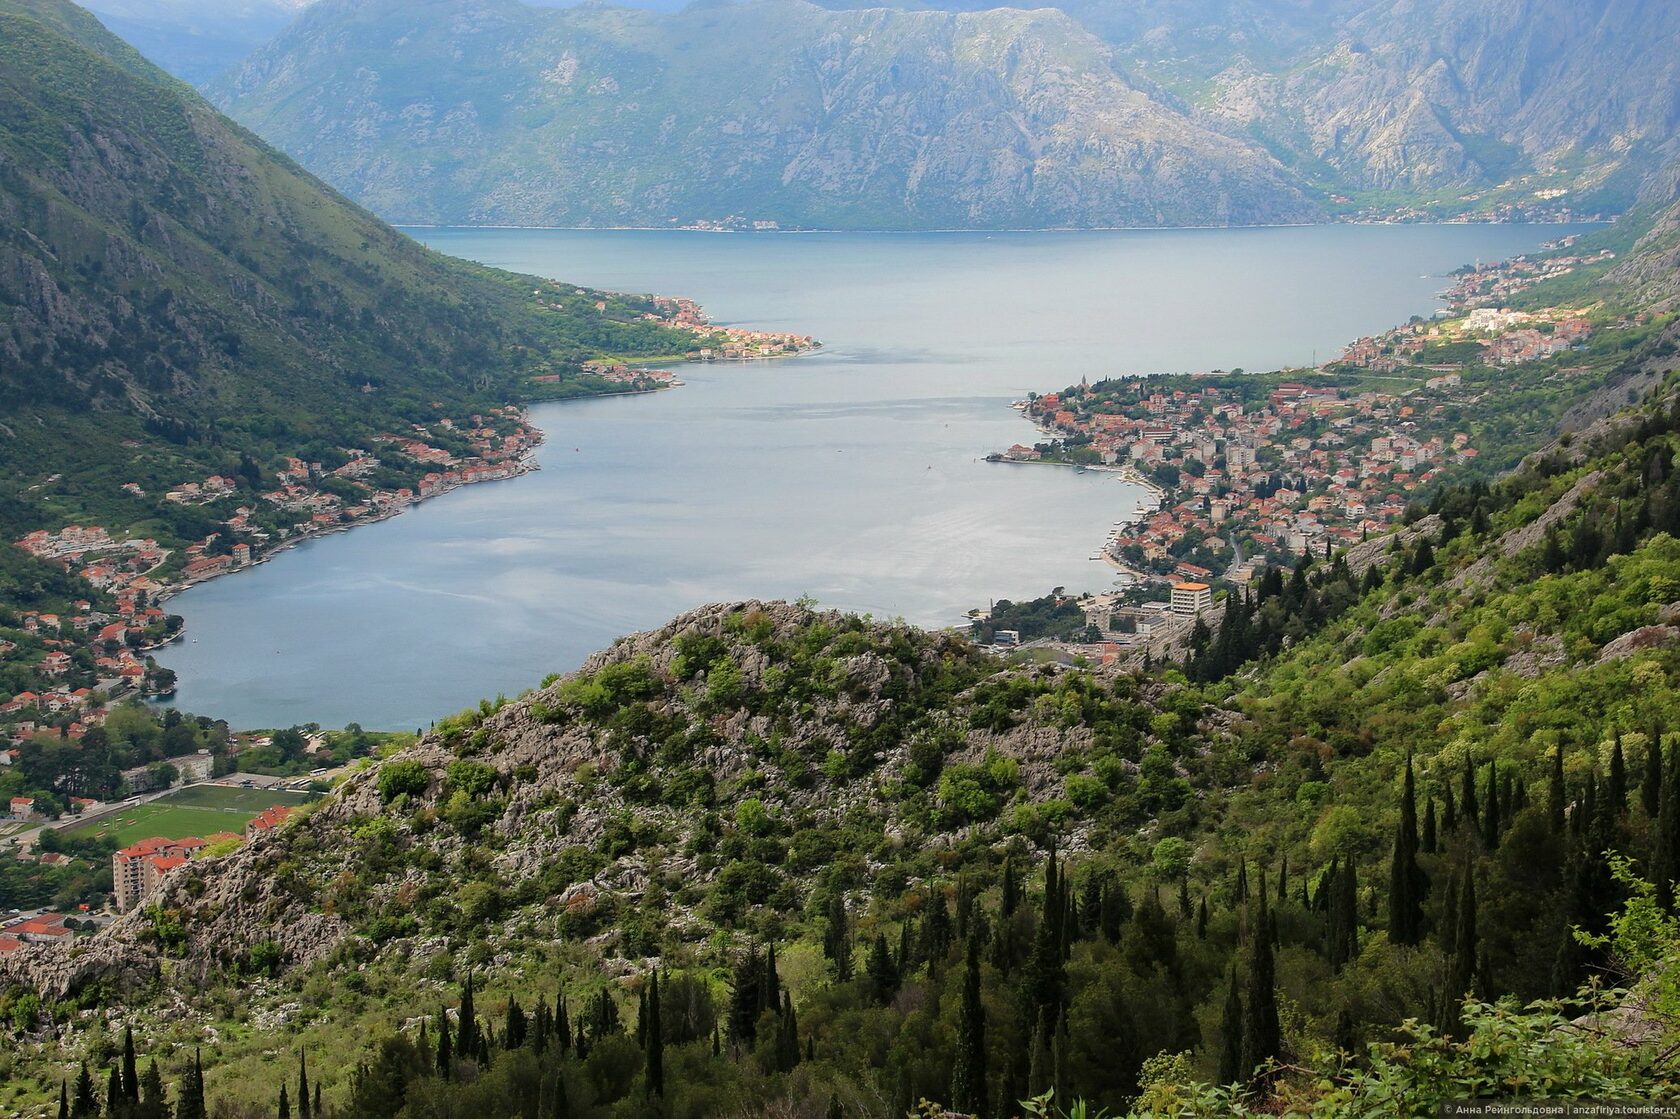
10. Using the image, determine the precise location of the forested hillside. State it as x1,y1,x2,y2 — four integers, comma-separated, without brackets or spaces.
6,348,1680,1113
0,0,703,540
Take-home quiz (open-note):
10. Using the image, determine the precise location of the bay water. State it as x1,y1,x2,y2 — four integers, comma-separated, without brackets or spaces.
157,225,1574,728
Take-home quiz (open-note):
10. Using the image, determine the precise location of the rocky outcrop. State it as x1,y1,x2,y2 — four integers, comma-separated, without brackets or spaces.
3,601,1211,998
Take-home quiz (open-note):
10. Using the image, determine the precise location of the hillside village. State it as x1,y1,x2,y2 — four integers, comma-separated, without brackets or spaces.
0,409,547,751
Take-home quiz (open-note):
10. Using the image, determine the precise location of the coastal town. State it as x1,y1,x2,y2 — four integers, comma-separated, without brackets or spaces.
979,239,1639,663
0,295,820,766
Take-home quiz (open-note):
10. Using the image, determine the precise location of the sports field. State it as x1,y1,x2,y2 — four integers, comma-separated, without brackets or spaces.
64,785,312,847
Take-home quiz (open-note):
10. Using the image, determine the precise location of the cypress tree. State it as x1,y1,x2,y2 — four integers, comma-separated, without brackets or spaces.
313,1084,321,1119
827,1094,844,1119
1422,797,1438,854
72,1064,97,1119
730,947,762,1046
107,1066,122,1118
1178,875,1192,920
1446,870,1478,1025
1461,758,1479,828
1389,755,1427,946
1644,731,1664,818
1549,745,1567,833
435,1004,453,1078
557,995,571,1055
58,1081,68,1119
1328,857,1359,970
505,996,528,1050
177,1050,205,1119
137,1062,167,1119
1609,736,1628,818
951,933,988,1119
1655,743,1680,911
1026,1008,1054,1097
1481,764,1501,849
298,1051,310,1119
279,1084,290,1119
1216,960,1244,1085
1196,895,1209,939
456,973,478,1062
1444,784,1458,833
1278,854,1289,904
646,972,664,1097
1241,909,1281,1083
1099,881,1129,944
122,1027,140,1104
867,934,899,1005
823,892,852,982
546,1072,570,1119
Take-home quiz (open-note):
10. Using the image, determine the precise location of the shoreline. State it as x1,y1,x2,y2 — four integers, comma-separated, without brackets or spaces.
402,218,1603,235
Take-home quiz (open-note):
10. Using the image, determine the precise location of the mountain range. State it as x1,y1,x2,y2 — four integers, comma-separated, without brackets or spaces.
188,0,1680,229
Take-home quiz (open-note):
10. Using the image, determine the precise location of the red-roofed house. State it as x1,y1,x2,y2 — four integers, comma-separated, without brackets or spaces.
245,805,296,837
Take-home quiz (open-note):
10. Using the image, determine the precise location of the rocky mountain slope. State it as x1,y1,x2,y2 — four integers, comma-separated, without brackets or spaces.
195,0,1680,227
206,0,1321,229
1204,0,1680,212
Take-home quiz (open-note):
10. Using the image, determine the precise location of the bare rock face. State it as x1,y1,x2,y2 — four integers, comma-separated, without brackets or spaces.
1598,624,1680,664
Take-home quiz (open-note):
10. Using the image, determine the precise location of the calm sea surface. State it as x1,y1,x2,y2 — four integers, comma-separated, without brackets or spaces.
158,225,1576,729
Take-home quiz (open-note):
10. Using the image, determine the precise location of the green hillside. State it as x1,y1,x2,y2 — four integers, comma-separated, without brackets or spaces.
6,337,1680,1111
0,0,702,541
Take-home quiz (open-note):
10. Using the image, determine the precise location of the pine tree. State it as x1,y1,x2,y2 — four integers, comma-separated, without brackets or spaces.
645,971,664,1097
951,933,988,1119
1389,755,1427,946
122,1027,140,1105
1216,960,1244,1085
298,1051,311,1119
